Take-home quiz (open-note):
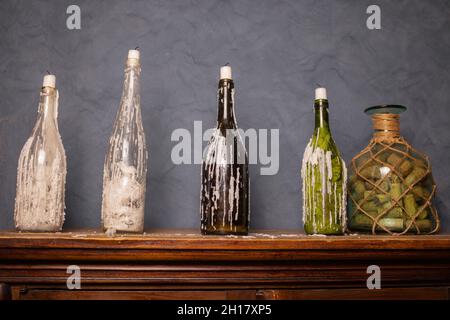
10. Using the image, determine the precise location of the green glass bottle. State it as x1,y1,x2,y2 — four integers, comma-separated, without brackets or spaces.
301,88,347,234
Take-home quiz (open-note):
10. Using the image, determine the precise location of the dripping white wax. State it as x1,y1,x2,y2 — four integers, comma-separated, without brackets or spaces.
201,131,244,229
301,139,347,234
14,81,66,231
102,162,145,233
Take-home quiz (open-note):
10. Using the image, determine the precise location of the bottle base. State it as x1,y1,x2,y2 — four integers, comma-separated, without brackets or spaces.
305,231,344,236
103,227,144,235
16,225,62,233
304,226,344,235
201,229,248,236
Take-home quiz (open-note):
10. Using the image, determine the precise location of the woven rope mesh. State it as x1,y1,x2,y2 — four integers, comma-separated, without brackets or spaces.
347,117,439,235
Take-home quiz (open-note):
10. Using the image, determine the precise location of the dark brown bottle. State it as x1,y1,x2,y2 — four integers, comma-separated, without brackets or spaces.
200,65,250,235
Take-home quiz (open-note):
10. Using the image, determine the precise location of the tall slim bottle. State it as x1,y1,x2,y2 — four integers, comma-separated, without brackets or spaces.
200,65,250,235
14,75,67,231
102,49,147,234
301,88,347,234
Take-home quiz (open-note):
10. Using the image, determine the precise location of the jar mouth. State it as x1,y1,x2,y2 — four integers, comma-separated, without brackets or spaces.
365,105,407,115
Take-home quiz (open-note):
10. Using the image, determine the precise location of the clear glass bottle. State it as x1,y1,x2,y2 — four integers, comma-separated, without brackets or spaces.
14,75,67,232
200,65,250,235
301,88,347,235
347,105,439,234
101,49,148,234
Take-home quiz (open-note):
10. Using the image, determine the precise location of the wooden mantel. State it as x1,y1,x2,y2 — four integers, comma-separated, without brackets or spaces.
0,230,450,300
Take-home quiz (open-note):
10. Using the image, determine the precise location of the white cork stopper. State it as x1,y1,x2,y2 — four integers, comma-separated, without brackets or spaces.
128,49,140,60
43,74,56,88
220,65,232,80
315,87,327,100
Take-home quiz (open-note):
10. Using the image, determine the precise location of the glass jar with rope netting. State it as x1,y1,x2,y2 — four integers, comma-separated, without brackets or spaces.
347,105,439,235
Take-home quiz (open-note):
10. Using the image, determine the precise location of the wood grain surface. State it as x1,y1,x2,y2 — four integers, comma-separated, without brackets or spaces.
1,229,449,300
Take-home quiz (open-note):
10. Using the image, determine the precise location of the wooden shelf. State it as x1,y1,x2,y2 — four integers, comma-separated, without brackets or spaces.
1,229,450,300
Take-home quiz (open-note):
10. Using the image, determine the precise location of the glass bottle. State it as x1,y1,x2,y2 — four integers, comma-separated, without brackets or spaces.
14,75,67,232
200,65,250,235
301,88,347,234
101,49,148,234
347,105,439,235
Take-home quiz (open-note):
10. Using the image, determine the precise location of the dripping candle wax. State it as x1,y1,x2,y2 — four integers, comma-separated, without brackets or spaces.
200,65,250,235
301,87,347,235
101,49,148,234
14,74,67,232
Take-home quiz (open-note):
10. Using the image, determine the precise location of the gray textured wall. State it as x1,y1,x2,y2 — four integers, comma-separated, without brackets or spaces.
0,0,449,232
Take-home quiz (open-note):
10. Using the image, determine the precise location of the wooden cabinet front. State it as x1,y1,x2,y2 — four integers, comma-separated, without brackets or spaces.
1,230,449,300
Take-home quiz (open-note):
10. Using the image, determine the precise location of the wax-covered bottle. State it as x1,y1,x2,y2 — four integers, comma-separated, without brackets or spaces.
14,75,67,231
101,49,148,234
301,88,347,234
200,65,250,235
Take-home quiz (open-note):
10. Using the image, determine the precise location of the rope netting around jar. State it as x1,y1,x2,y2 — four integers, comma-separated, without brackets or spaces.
348,114,439,235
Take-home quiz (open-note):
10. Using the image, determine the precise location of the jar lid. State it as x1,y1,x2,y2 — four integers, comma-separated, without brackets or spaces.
364,105,407,115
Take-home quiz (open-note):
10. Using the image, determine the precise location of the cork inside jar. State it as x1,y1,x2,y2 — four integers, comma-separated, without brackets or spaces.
347,105,439,235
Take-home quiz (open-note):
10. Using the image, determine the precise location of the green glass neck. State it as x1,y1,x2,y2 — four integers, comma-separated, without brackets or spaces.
314,99,330,130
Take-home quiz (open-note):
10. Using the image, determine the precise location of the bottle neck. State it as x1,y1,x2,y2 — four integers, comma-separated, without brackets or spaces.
372,113,401,141
120,60,141,114
39,87,58,123
217,79,236,129
314,99,330,130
